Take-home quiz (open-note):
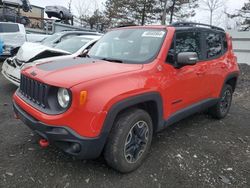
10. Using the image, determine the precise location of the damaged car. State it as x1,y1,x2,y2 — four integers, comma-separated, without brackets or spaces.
1,35,101,86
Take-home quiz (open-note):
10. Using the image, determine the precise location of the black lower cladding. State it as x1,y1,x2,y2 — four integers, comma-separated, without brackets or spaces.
13,101,107,159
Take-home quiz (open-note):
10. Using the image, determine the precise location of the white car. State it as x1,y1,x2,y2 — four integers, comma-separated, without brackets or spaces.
1,35,101,86
0,22,26,57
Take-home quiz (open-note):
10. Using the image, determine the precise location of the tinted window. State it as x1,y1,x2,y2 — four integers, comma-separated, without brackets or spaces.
166,41,175,64
206,33,222,58
222,33,228,53
167,31,201,64
0,23,19,33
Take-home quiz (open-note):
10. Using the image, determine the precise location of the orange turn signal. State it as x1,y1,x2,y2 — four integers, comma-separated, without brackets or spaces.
80,91,87,105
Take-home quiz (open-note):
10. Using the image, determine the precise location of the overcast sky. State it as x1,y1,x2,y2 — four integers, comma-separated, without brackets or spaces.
30,0,248,27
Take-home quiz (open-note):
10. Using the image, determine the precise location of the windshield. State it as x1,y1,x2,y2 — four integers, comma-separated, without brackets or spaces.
41,33,62,45
88,29,166,64
55,36,92,54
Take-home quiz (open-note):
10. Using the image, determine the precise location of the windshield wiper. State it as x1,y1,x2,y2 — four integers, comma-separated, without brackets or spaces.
101,58,123,63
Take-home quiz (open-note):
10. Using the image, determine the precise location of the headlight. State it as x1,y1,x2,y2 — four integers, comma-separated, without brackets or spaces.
57,88,70,108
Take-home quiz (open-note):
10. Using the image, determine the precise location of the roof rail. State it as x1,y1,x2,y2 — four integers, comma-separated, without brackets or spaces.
171,22,225,32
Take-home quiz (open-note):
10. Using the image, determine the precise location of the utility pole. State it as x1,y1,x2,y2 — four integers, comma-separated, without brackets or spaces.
161,0,168,25
169,0,176,24
141,0,148,26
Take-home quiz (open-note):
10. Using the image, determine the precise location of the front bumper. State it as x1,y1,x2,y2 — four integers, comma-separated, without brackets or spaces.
13,101,106,159
2,69,20,86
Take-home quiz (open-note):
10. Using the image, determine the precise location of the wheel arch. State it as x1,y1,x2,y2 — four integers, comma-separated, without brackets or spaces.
100,92,165,138
223,72,239,92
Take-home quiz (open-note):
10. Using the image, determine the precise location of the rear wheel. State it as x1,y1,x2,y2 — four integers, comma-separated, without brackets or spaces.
59,12,64,19
208,84,233,119
104,109,153,173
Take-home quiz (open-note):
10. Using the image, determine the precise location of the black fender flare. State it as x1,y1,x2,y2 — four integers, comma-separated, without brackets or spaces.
222,71,240,92
98,92,164,150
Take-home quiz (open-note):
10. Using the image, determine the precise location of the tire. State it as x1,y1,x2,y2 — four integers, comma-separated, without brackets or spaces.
59,12,64,19
104,108,153,173
208,84,233,119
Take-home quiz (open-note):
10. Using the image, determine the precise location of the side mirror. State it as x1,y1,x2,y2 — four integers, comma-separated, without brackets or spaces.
177,52,198,66
79,49,89,57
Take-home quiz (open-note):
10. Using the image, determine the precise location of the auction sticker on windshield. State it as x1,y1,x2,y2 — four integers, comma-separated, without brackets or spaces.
142,31,165,38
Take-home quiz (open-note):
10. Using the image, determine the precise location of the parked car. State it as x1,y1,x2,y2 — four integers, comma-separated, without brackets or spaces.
26,33,48,43
39,30,102,48
13,23,240,173
2,35,101,86
0,22,48,59
0,22,26,58
45,6,73,20
0,37,3,55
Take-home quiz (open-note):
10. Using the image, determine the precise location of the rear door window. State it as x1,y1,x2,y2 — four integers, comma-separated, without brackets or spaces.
0,23,19,33
206,32,222,58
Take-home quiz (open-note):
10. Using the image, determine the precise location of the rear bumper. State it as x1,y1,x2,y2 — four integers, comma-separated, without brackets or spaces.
13,101,106,159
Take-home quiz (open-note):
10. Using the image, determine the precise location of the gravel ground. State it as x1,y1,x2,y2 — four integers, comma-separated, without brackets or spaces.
0,64,249,188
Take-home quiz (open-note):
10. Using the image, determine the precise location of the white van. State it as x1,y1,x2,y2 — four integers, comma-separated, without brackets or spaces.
0,22,26,57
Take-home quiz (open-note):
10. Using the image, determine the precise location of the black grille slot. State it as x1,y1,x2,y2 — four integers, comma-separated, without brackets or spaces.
20,74,49,108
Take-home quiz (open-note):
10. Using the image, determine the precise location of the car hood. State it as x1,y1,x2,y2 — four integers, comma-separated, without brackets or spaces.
23,57,143,88
16,42,71,62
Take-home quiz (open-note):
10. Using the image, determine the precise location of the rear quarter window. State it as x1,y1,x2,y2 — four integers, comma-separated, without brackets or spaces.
0,23,19,33
206,32,222,58
222,33,228,53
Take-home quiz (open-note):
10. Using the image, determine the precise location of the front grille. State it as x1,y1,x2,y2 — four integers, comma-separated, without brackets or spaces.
19,74,49,108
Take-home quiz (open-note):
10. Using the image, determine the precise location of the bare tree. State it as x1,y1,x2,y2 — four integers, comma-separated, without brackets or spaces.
226,0,250,30
161,0,168,25
68,0,73,13
201,0,223,25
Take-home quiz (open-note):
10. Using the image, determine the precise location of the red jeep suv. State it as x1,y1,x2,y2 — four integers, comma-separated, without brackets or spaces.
13,22,240,173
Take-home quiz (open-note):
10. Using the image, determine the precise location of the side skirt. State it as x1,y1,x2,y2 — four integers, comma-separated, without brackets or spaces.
159,98,219,131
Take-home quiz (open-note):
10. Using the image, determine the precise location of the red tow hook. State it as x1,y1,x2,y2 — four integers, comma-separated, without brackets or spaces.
39,139,49,148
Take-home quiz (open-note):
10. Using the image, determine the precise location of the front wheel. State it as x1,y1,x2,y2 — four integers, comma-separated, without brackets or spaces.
208,84,233,119
104,109,153,173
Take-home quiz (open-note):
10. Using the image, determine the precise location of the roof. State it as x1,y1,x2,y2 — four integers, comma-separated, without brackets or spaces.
75,35,102,40
59,30,101,35
116,22,225,33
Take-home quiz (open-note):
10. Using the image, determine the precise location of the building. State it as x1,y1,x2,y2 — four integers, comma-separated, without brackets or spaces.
21,5,44,29
227,30,250,65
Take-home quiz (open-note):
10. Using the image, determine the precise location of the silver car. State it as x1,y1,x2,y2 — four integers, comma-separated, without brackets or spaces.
45,6,73,20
